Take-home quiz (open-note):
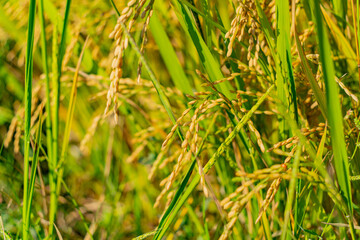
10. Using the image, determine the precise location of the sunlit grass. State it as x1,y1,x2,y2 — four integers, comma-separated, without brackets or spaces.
0,0,360,239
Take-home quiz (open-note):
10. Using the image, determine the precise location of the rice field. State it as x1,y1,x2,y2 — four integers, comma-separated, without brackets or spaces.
1,0,360,239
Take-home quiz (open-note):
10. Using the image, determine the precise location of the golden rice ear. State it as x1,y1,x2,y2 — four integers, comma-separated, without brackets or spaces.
106,0,155,123
225,0,264,71
256,177,282,224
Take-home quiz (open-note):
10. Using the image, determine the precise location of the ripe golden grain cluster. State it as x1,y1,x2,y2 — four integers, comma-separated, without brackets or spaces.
226,0,258,59
268,123,326,152
219,183,267,240
155,100,211,206
3,0,360,238
107,0,154,123
226,0,275,70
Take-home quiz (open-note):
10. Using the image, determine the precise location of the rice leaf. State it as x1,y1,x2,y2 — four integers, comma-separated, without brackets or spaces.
294,31,327,117
23,0,36,238
310,0,353,218
56,37,89,197
332,0,346,29
276,0,298,123
39,0,53,172
280,145,302,240
149,12,193,95
171,0,234,99
25,110,43,233
321,6,357,71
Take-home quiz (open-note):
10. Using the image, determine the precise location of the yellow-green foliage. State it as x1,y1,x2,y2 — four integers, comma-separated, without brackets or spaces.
0,0,360,239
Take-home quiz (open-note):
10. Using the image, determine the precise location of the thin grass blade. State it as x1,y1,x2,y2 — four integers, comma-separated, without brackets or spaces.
56,37,89,196
22,0,36,238
294,31,327,117
25,110,43,233
38,0,53,165
171,0,234,99
321,6,357,71
310,1,353,225
276,0,298,123
149,12,193,95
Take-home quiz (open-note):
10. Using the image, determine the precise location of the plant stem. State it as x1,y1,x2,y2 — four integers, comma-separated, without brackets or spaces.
23,0,36,238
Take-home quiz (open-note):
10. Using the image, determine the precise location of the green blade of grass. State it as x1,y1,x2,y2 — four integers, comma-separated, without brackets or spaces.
276,0,298,123
350,0,360,87
199,0,211,48
38,0,53,171
56,37,89,197
310,3,354,233
280,145,301,240
57,0,72,72
59,37,89,166
332,0,346,29
149,12,193,95
48,0,72,236
261,212,272,240
51,0,72,170
43,0,64,32
294,31,327,117
37,1,56,232
153,165,199,240
171,0,234,99
23,0,36,239
51,19,59,166
132,230,159,240
49,19,59,238
51,0,72,165
177,0,227,33
255,0,289,139
26,110,43,234
321,6,357,72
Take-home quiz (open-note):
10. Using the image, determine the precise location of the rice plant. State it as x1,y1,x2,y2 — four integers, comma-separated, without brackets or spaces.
1,0,360,239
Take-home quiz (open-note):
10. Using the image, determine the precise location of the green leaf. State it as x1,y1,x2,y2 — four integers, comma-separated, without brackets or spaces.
26,110,43,232
280,145,302,240
321,6,357,71
149,12,193,95
171,0,234,99
23,0,36,239
310,1,355,238
332,0,347,29
276,0,298,123
294,31,327,117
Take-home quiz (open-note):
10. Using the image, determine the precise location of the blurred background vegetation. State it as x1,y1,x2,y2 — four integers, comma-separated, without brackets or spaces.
1,0,360,239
